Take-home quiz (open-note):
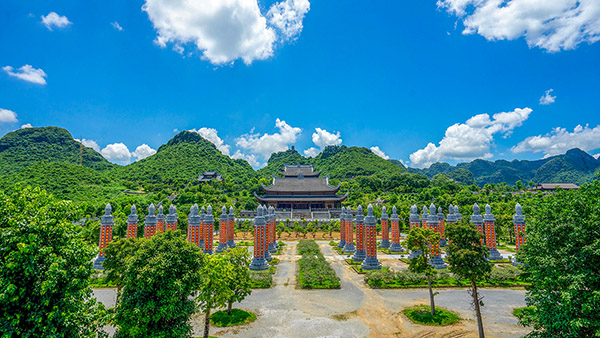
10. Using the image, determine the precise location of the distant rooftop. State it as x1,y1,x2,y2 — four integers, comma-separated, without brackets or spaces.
282,164,321,177
534,183,579,191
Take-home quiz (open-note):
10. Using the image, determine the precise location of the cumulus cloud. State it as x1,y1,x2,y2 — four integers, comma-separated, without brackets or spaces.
370,146,390,160
0,108,18,123
142,0,310,65
132,144,157,160
111,21,123,31
189,127,231,156
21,123,33,129
410,107,532,168
101,143,132,164
75,138,101,152
539,89,556,105
41,12,72,31
232,150,261,168
267,0,310,40
236,118,301,159
303,147,320,157
512,124,600,157
303,127,342,156
438,0,600,52
3,65,47,85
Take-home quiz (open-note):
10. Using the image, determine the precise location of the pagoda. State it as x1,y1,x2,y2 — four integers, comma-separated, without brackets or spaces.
255,164,347,210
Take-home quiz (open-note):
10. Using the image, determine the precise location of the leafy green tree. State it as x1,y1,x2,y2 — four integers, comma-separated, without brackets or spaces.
0,185,105,337
197,254,234,338
222,247,252,315
446,221,493,338
114,231,204,338
406,227,441,315
103,237,142,299
519,181,600,337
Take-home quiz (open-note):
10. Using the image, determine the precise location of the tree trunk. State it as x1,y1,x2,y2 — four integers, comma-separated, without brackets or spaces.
204,306,211,338
471,279,485,338
227,300,233,315
427,275,436,316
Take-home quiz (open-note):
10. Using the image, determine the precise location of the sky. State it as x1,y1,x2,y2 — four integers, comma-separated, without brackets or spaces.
1,0,599,168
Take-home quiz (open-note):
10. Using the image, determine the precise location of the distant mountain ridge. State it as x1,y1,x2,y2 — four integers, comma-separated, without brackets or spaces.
402,148,600,186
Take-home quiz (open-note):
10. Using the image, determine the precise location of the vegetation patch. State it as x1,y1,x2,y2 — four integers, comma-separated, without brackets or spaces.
297,239,321,255
249,271,273,288
269,257,280,265
237,241,254,246
210,309,257,327
402,305,461,326
513,306,535,323
297,241,340,289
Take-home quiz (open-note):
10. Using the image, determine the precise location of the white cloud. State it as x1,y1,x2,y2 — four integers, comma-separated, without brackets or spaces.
539,89,556,105
232,150,262,168
438,0,600,52
303,147,320,157
189,127,231,156
0,108,18,123
21,123,33,129
236,118,302,159
142,0,310,65
132,144,156,160
370,146,390,160
267,0,310,40
101,143,132,164
111,21,123,31
512,124,600,157
3,65,47,85
410,107,532,168
75,138,101,152
41,12,72,31
303,127,342,156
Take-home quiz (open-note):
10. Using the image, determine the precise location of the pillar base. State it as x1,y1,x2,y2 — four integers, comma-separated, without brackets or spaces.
408,250,422,260
198,240,204,249
215,243,228,253
265,250,273,261
203,249,214,255
338,240,346,249
430,255,447,269
361,256,382,270
488,248,503,261
93,256,105,270
268,243,277,253
273,241,279,249
227,240,236,248
440,239,448,247
512,258,523,267
343,243,355,254
379,240,390,248
389,243,403,253
249,257,269,271
352,250,366,262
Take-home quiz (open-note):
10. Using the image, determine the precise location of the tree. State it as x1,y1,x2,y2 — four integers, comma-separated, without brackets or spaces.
197,254,234,338
114,231,204,338
223,247,253,315
446,221,493,338
519,181,600,337
103,237,141,300
406,227,441,316
0,185,105,337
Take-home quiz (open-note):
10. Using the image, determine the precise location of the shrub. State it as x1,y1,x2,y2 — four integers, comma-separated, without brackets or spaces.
297,239,320,255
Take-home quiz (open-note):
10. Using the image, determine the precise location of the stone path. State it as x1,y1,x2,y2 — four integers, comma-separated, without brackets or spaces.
93,240,531,338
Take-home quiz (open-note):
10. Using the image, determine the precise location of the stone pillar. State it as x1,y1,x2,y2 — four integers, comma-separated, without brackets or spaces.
249,205,269,271
199,206,205,249
454,204,462,222
268,206,277,253
408,205,422,259
421,206,429,229
216,206,229,253
264,206,273,261
471,203,484,245
484,204,503,260
227,206,236,248
513,203,526,266
389,206,403,253
343,208,356,253
437,206,447,247
203,205,214,254
156,205,165,233
445,204,457,245
127,205,138,239
338,207,346,248
380,206,390,248
94,203,114,269
144,204,157,239
428,203,447,269
188,204,201,247
166,205,178,231
362,204,382,270
352,205,366,262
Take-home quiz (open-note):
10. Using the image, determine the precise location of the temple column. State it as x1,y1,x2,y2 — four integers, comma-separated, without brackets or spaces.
471,203,484,245
156,206,165,234
343,208,356,253
199,207,205,249
352,205,366,262
445,205,458,245
188,204,200,246
94,203,114,269
249,205,269,271
428,203,447,269
380,206,390,248
484,204,503,260
264,206,273,261
127,205,138,239
227,206,236,248
166,205,178,232
408,205,423,259
216,206,229,253
203,205,214,254
338,206,346,248
389,206,403,252
437,207,447,247
512,203,526,266
268,206,277,253
362,204,382,270
144,204,157,239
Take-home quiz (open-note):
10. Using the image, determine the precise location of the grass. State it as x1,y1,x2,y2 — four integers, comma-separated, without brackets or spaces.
249,271,273,288
402,305,461,326
378,247,409,255
513,306,536,321
269,257,280,265
210,308,257,327
237,241,254,246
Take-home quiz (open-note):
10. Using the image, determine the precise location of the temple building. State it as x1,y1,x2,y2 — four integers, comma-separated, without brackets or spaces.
198,171,223,183
255,164,347,210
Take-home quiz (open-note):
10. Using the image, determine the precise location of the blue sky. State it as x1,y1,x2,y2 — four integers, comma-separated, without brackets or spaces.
1,0,599,167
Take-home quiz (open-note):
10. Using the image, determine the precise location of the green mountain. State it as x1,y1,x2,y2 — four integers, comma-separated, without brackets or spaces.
0,126,115,174
405,148,600,186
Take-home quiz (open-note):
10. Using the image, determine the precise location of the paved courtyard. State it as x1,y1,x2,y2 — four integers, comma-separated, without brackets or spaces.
93,241,530,338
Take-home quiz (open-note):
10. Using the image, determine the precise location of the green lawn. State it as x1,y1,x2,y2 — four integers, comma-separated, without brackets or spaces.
210,308,257,327
402,305,461,326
